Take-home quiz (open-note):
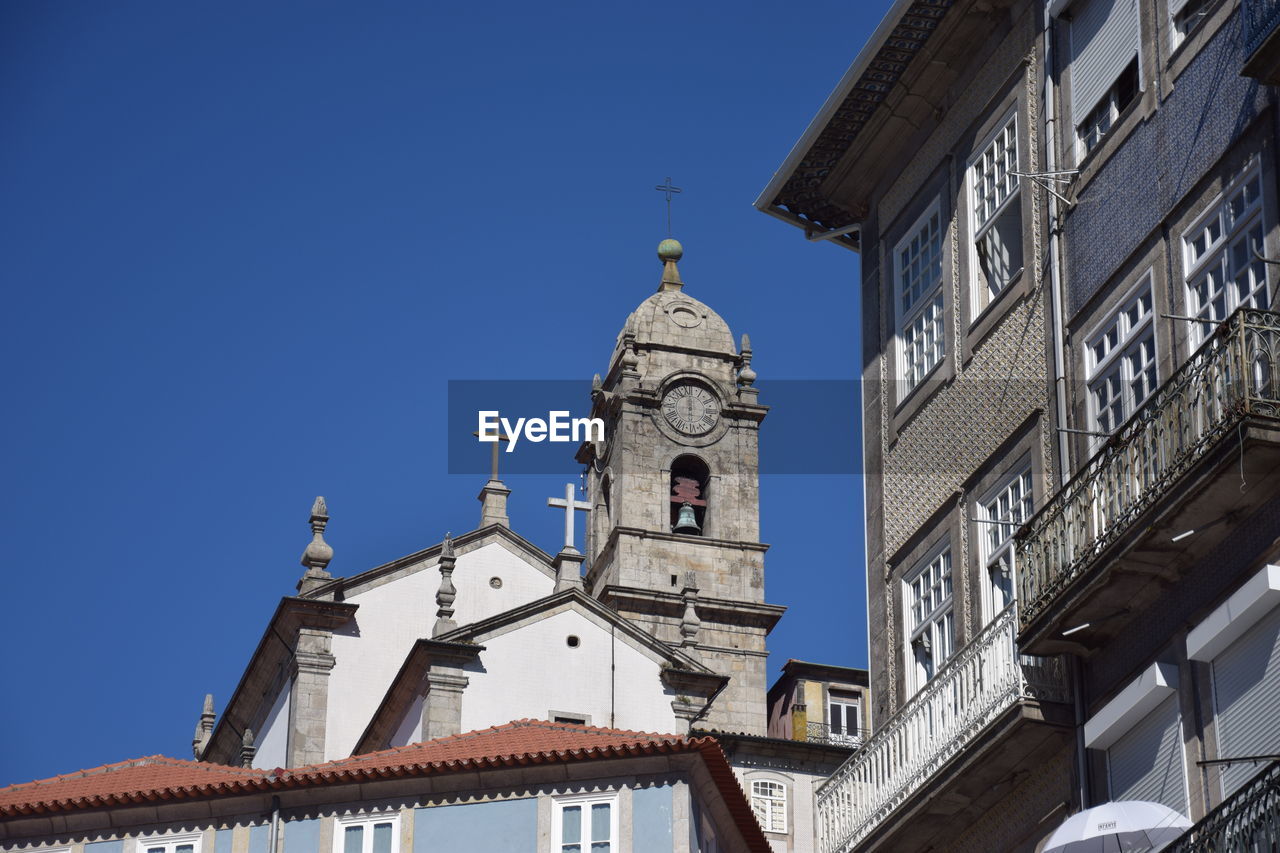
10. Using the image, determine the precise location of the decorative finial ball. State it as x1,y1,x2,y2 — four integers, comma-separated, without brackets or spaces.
657,238,684,263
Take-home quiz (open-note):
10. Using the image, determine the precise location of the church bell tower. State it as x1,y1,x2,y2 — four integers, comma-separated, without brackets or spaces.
577,239,782,735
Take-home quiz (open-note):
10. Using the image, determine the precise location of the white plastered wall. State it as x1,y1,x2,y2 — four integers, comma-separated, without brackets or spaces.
460,608,681,734
252,677,291,769
327,541,554,759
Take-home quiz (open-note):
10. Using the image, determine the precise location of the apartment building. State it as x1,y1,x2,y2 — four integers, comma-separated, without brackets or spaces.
758,0,1280,850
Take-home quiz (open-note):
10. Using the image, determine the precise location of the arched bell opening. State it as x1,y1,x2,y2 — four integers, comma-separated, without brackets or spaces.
669,455,709,536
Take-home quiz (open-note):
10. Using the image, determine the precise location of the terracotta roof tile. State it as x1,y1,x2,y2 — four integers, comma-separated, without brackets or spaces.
0,721,770,852
300,718,681,775
0,756,269,812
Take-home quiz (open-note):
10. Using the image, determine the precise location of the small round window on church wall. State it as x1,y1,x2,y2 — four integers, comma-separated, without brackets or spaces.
566,635,580,648
489,576,502,589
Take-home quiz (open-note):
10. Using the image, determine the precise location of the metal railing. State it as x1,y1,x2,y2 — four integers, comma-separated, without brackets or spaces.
815,606,1069,853
1016,308,1280,634
806,721,869,749
1244,0,1280,61
1164,760,1280,852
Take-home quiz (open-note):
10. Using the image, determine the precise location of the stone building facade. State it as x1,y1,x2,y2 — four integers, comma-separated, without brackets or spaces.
760,0,1280,850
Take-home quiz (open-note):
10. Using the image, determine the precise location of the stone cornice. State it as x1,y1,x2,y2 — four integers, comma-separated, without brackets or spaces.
597,585,786,631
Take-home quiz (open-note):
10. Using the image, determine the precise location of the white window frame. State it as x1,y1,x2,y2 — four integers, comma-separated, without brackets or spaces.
333,812,401,853
1182,162,1271,349
750,779,788,834
552,792,619,852
1170,0,1211,49
1083,274,1158,446
827,691,863,745
894,201,946,396
978,463,1033,622
904,544,955,694
136,832,202,853
967,111,1023,316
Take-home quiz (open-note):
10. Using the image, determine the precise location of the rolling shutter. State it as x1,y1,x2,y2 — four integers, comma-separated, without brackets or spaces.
1213,605,1280,796
1069,0,1141,128
1107,695,1188,812
1168,0,1191,18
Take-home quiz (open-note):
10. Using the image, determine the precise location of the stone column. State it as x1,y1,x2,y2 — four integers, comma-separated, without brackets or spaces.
288,627,336,766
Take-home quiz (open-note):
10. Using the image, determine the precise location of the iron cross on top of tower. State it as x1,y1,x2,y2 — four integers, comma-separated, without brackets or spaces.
654,177,682,236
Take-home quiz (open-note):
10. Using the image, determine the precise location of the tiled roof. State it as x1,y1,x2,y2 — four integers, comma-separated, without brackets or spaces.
0,756,269,813
0,720,771,851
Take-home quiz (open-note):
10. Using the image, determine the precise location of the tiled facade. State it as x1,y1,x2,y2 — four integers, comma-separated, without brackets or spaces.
761,0,1280,850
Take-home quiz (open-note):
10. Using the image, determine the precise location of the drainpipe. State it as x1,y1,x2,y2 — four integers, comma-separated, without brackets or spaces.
1043,7,1072,490
1043,7,1090,812
269,794,282,853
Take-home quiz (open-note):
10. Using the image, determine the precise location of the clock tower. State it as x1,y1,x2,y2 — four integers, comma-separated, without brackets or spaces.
577,239,783,735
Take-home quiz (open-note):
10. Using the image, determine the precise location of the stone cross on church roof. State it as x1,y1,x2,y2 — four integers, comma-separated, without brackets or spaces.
547,483,591,554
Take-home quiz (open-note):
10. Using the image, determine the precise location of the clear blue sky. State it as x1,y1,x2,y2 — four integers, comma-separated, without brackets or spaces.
0,1,889,786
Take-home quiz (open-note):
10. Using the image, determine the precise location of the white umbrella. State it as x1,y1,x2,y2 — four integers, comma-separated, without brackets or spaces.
1042,801,1193,853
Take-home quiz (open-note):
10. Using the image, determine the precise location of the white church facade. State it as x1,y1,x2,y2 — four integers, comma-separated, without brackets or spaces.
0,241,859,853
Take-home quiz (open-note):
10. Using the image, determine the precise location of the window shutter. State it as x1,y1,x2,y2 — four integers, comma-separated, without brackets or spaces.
1213,605,1280,796
1107,695,1187,812
1168,0,1191,18
1069,0,1141,128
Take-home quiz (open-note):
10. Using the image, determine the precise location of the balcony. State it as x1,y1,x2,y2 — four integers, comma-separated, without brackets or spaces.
1017,308,1280,655
1243,0,1280,84
806,721,868,749
815,606,1071,853
1165,760,1280,852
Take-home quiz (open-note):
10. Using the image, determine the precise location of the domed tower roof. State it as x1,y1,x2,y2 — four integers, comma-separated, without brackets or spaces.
609,240,737,371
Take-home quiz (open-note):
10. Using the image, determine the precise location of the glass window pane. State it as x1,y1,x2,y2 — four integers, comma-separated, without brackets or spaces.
176,847,194,853
562,805,582,843
373,822,393,853
344,826,363,853
591,803,611,842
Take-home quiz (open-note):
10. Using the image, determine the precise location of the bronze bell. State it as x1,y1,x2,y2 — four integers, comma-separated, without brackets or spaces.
673,502,701,533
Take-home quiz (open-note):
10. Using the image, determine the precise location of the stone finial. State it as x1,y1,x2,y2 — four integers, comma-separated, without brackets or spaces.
434,534,458,637
621,332,640,377
240,727,256,768
297,496,334,595
679,572,701,650
192,693,216,759
658,239,685,293
738,333,759,402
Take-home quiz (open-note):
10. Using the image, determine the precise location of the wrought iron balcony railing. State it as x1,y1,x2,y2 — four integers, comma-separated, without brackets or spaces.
806,721,869,749
814,606,1068,853
1164,760,1280,852
1244,0,1280,62
1016,308,1280,634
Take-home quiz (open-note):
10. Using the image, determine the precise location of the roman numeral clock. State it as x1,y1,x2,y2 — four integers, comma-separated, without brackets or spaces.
661,383,720,435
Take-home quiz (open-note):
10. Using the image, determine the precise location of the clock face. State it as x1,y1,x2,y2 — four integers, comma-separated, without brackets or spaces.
662,384,719,435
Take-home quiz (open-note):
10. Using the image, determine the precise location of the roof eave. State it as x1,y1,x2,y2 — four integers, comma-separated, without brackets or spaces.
754,0,919,215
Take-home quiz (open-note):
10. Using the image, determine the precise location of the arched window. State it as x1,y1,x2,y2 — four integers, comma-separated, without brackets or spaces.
750,780,787,833
669,455,709,535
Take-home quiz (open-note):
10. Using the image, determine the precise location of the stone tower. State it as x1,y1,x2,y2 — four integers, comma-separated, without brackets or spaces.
578,239,782,735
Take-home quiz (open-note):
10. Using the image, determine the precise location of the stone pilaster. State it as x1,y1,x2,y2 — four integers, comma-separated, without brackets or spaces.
421,667,469,740
288,626,336,766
